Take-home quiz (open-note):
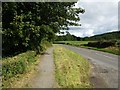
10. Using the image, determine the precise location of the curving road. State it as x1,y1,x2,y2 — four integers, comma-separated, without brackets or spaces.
60,44,119,88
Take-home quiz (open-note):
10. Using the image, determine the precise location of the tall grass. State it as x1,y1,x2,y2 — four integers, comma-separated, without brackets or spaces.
53,46,91,88
2,51,39,88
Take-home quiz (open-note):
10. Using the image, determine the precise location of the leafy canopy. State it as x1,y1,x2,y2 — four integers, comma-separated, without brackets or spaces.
2,2,84,56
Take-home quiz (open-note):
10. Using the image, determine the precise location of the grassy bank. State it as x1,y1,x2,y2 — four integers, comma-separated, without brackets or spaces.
2,41,52,88
2,51,40,88
54,41,120,55
53,45,91,88
80,45,120,55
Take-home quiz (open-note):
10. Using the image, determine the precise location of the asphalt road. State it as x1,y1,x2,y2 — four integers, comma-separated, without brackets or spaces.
60,44,119,88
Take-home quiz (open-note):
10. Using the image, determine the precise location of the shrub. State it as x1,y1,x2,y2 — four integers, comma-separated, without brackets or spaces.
2,51,36,81
53,41,66,44
86,41,116,48
116,40,120,46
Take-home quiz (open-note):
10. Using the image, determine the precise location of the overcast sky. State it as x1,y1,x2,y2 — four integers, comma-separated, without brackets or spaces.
61,0,119,37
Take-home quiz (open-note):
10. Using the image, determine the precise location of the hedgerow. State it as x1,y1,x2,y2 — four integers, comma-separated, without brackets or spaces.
2,51,36,86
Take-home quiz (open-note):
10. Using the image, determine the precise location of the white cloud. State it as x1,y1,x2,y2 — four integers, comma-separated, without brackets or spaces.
70,31,84,37
84,29,94,36
98,16,105,22
78,0,119,3
84,23,91,28
108,29,119,32
66,28,94,37
68,1,118,37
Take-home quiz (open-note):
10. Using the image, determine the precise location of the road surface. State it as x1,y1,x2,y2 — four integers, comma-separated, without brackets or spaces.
60,44,119,88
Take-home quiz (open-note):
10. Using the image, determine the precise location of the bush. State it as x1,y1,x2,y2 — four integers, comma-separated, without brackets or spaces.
86,41,116,48
53,41,66,44
2,51,36,81
116,40,120,46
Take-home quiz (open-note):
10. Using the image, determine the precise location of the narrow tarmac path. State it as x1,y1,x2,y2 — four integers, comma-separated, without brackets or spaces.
29,47,56,88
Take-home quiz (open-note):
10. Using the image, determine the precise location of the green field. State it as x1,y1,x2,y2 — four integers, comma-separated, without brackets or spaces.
54,41,89,46
54,41,120,55
53,45,91,88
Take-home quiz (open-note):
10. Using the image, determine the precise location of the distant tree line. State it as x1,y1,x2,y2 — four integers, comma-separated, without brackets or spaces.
55,31,81,41
56,31,120,41
2,2,84,57
83,31,120,41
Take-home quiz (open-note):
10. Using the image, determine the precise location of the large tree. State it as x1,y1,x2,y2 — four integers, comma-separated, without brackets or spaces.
2,2,84,56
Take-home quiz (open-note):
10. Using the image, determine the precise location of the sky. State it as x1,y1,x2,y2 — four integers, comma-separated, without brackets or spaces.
60,0,119,37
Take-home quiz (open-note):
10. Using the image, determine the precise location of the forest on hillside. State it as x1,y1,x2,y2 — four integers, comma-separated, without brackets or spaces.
55,31,120,41
83,31,120,41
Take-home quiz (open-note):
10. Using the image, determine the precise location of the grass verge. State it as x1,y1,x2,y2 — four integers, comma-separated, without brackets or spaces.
53,45,91,88
2,51,40,88
54,41,120,55
80,45,120,55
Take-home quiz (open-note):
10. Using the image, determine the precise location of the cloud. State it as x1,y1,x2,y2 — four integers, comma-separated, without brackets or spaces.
83,0,118,2
84,29,94,36
67,0,119,37
67,29,94,37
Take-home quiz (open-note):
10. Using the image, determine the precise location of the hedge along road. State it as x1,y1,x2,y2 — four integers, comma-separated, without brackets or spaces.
60,44,118,88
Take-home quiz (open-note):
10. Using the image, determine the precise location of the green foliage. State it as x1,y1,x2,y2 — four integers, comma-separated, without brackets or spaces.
56,32,81,41
56,31,120,42
85,41,116,48
83,31,120,41
54,41,89,46
2,2,84,56
56,41,120,55
2,51,36,82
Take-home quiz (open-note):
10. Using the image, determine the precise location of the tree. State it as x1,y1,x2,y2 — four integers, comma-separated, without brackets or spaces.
2,2,84,56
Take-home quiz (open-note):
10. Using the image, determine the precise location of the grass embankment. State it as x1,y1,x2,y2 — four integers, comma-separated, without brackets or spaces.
53,46,91,88
81,45,120,55
2,41,52,88
2,51,40,88
54,41,120,55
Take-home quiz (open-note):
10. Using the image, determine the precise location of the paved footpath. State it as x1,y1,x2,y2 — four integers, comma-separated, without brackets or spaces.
29,47,57,88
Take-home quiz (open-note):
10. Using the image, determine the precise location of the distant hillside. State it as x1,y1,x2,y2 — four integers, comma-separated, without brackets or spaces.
55,31,120,41
55,32,81,41
83,31,120,41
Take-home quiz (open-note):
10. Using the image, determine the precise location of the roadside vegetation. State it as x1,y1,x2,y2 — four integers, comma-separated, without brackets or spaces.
83,40,120,55
54,40,120,55
2,41,52,88
54,41,89,46
2,51,40,88
2,2,84,88
53,46,91,88
55,31,120,55
3,2,84,57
